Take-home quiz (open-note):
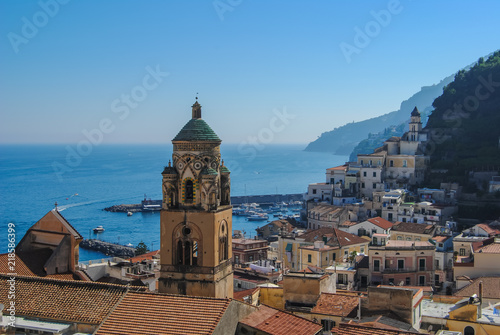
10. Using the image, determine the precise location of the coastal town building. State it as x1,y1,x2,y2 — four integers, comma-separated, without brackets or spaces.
306,204,350,230
279,227,369,272
255,218,299,240
232,238,269,265
421,295,500,334
158,100,233,298
389,221,436,242
454,236,500,289
368,240,436,287
338,216,393,238
15,208,83,278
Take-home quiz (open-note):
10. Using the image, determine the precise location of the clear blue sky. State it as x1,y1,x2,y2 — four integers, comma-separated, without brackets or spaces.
1,0,499,145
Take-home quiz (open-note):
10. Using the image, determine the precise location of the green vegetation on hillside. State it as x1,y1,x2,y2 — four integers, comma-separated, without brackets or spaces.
425,51,500,187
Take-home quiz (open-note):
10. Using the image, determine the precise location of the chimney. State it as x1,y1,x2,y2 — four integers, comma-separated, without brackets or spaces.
478,281,483,319
314,240,325,249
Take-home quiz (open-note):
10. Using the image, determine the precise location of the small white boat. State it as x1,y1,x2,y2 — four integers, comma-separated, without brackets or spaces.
93,225,105,233
127,211,133,216
247,214,269,221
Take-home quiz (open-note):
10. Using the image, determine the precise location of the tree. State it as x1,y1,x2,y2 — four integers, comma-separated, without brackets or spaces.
135,241,149,256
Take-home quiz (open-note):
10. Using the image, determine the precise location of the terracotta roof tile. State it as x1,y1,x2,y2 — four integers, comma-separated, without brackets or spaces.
476,241,500,254
96,291,231,335
340,221,358,227
234,288,259,302
301,228,367,248
333,228,369,247
432,235,451,243
128,249,159,263
367,217,394,230
476,223,500,236
337,323,419,335
326,164,348,171
0,254,80,280
454,276,500,299
241,305,322,335
0,274,140,324
311,293,359,317
391,222,435,235
0,254,35,276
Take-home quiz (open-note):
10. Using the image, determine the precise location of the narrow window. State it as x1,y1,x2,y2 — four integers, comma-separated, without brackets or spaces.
184,241,191,265
419,258,426,271
308,254,312,263
185,180,194,202
177,240,183,264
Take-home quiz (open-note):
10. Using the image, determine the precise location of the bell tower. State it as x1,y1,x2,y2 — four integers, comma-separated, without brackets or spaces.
159,99,233,298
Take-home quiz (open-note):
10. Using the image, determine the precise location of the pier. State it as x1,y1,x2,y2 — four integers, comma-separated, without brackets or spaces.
80,239,135,258
104,193,304,212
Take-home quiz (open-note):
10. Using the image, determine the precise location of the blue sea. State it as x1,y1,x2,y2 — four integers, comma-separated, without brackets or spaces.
0,144,347,261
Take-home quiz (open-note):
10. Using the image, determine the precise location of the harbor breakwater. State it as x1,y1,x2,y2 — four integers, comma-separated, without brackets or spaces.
104,193,304,212
80,239,135,258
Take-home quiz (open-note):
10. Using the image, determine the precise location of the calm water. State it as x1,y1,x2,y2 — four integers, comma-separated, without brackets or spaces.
0,144,346,260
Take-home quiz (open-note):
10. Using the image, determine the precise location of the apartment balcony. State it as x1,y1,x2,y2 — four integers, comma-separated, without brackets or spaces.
382,267,435,273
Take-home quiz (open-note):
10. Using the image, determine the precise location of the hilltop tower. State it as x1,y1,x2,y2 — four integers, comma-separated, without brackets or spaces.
158,100,233,298
408,106,422,142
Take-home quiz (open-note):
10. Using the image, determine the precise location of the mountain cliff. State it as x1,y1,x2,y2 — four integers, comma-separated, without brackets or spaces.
304,76,454,155
424,51,500,187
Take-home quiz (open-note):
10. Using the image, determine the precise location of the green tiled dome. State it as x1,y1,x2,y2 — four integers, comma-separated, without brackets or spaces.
173,118,221,142
201,167,218,176
220,166,230,173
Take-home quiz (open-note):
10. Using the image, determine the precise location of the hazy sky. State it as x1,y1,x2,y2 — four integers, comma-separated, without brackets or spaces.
1,1,499,145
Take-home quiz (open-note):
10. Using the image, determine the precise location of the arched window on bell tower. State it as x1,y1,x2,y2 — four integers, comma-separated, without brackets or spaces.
175,225,201,266
185,180,194,202
219,221,228,262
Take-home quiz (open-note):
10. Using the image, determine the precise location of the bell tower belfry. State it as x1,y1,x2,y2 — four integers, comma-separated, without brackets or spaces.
159,100,233,298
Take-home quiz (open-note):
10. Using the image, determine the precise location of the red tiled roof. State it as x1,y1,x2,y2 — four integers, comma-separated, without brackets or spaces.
333,228,369,247
340,220,358,227
476,223,500,236
0,254,80,281
96,291,231,335
128,249,159,263
311,293,359,317
367,217,393,230
432,235,451,243
0,254,35,276
234,287,260,302
300,228,367,247
327,164,348,171
476,242,500,254
240,305,322,335
455,276,500,299
337,323,418,335
391,222,435,235
0,274,141,324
